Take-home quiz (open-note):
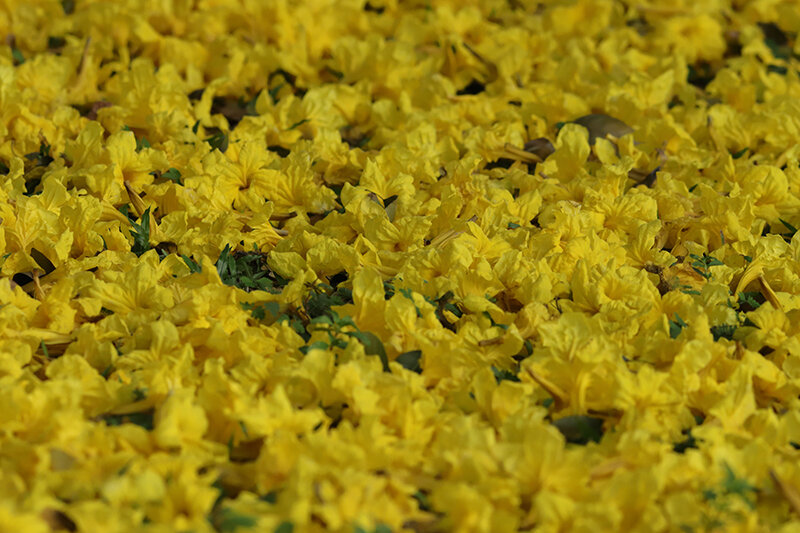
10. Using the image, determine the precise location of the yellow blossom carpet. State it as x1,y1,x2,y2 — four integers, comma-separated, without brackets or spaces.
3,1,800,532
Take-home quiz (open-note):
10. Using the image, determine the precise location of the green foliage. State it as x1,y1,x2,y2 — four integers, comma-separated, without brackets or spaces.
181,254,202,273
286,118,310,131
348,330,390,372
215,244,287,293
241,301,280,320
205,130,229,152
669,313,688,339
101,409,155,430
779,218,798,241
434,290,462,331
301,305,391,372
396,350,422,373
552,415,604,445
702,463,759,512
268,83,285,103
710,324,737,342
354,525,392,533
737,291,763,311
304,282,353,318
523,339,533,356
11,46,24,65
216,508,257,532
274,523,294,533
689,253,724,281
24,140,54,167
492,366,520,383
412,490,432,511
129,208,152,256
730,147,749,159
673,429,699,453
162,167,183,185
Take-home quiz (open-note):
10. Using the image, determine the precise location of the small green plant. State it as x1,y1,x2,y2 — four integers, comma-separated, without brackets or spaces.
689,253,724,281
215,244,287,293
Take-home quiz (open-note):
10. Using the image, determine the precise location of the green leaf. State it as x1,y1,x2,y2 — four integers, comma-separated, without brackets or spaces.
268,83,285,103
674,429,699,453
780,218,798,236
412,490,432,511
691,266,710,280
730,147,749,159
523,339,533,356
335,314,356,328
443,302,463,318
260,491,278,503
720,463,758,509
669,313,688,339
299,340,329,355
347,331,390,372
552,415,604,445
181,254,202,273
205,131,229,152
260,301,281,319
286,118,310,131
162,167,182,185
274,522,294,533
11,47,24,65
738,291,762,310
710,324,737,342
129,208,151,256
216,244,236,281
102,409,155,430
24,140,54,167
217,508,257,532
310,315,333,326
40,341,50,359
492,366,521,383
507,222,521,229
395,350,422,373
48,36,66,49
136,136,150,151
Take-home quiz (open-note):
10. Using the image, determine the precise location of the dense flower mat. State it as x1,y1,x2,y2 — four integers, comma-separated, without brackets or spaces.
5,0,800,531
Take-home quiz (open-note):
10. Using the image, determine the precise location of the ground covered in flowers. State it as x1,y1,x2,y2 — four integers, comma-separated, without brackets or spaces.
3,0,800,531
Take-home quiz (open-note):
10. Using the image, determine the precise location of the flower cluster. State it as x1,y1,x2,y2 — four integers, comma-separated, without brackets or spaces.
3,0,800,531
